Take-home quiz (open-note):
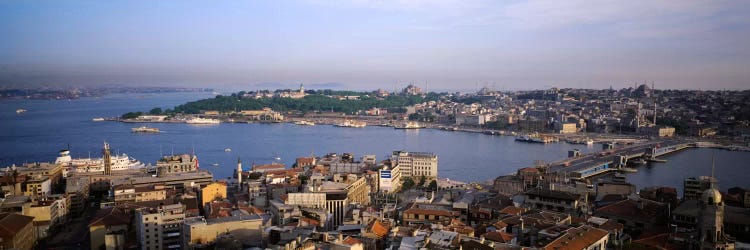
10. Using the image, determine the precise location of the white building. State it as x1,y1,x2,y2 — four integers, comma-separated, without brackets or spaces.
135,203,186,250
391,151,438,179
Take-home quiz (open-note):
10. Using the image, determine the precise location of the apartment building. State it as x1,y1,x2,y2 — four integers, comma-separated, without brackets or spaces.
136,204,186,250
390,151,438,179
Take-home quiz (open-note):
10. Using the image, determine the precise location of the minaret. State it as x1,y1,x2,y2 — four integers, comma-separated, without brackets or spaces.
237,157,242,191
103,141,112,175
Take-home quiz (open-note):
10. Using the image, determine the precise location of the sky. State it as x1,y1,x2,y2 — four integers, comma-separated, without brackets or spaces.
0,0,749,91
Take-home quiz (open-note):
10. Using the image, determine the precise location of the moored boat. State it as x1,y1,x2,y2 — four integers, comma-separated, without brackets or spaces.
132,126,160,133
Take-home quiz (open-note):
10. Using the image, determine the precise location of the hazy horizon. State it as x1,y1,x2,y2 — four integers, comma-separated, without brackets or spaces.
2,1,749,90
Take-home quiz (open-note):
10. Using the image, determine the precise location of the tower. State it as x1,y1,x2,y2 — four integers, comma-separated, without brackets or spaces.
237,157,243,192
103,141,112,175
696,157,734,249
299,83,305,94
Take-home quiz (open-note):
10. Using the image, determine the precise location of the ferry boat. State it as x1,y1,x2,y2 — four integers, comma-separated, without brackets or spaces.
186,117,221,124
567,138,594,145
515,133,557,143
132,126,160,133
92,117,106,122
294,120,315,126
16,109,26,114
394,121,423,129
334,120,366,128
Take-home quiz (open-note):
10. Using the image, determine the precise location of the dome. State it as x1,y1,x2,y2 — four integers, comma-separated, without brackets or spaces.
701,188,722,204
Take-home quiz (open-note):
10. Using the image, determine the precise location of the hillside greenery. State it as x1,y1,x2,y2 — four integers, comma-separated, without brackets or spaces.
124,90,440,116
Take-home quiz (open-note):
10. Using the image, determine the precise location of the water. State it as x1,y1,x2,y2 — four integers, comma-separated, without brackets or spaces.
624,148,750,196
1,93,748,193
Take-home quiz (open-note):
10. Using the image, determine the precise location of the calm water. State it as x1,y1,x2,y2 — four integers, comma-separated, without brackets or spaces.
1,93,748,194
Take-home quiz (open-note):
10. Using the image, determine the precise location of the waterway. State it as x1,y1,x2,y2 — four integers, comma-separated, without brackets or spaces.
1,93,747,194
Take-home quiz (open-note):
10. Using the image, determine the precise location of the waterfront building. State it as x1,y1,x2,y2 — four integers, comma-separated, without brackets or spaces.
200,182,227,207
558,122,578,134
390,151,438,179
240,107,285,121
156,154,199,176
135,203,185,250
183,214,265,249
0,213,36,250
684,176,718,200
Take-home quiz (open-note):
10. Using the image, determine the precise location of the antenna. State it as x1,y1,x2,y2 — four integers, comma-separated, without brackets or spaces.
711,153,716,179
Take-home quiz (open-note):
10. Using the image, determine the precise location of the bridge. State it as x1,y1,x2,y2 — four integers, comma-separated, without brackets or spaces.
543,139,693,179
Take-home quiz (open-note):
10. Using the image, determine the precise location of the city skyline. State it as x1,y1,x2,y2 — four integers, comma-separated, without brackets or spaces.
1,1,749,90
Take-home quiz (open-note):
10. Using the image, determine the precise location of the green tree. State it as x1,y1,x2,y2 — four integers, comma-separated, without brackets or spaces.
418,176,426,187
149,108,163,115
401,177,415,190
428,180,438,191
121,111,143,119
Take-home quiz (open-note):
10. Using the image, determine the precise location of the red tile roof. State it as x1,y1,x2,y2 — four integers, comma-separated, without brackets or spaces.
483,231,515,243
89,207,130,227
543,225,609,250
0,213,34,237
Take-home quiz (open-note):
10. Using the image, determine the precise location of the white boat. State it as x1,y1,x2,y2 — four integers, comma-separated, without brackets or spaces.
334,120,366,128
132,126,160,133
212,163,220,167
56,150,146,173
224,148,232,152
186,117,221,124
294,120,315,126
394,121,423,129
515,133,557,143
16,109,26,114
92,117,105,122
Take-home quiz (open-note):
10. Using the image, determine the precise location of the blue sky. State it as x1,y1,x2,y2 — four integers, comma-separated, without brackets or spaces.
1,0,748,90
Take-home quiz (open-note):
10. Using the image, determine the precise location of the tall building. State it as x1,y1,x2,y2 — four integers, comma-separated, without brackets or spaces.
697,186,735,249
201,182,227,207
684,176,718,200
237,158,242,192
390,151,438,179
103,141,112,175
136,204,186,250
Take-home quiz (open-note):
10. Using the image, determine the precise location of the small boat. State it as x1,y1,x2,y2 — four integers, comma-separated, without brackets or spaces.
294,120,315,126
619,167,638,173
131,126,160,133
648,158,668,163
186,117,220,124
394,121,423,129
16,109,27,114
631,158,648,165
92,117,105,122
334,120,366,128
224,148,232,152
211,163,219,167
